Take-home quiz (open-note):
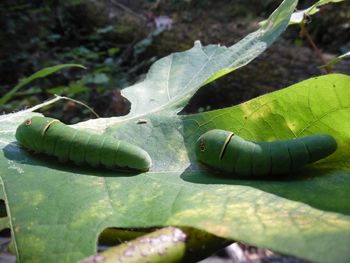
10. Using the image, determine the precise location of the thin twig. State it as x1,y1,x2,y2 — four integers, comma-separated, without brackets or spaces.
1,95,99,123
300,23,331,73
110,0,146,21
150,0,161,10
55,95,100,118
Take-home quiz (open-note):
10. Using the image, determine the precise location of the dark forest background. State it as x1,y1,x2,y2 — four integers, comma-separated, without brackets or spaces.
0,0,349,123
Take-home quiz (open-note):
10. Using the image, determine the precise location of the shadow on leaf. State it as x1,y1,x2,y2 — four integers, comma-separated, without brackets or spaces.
180,164,350,216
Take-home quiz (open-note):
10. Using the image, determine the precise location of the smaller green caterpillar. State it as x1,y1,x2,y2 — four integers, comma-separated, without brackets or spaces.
195,129,337,177
16,116,152,171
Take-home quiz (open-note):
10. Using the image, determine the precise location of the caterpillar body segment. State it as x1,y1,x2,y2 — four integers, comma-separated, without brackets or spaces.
15,116,152,171
195,129,337,177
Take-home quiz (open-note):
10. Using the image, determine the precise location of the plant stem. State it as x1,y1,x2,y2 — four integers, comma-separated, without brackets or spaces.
300,23,331,73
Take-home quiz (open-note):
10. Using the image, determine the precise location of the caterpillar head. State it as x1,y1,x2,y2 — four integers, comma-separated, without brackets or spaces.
16,116,58,151
195,129,233,168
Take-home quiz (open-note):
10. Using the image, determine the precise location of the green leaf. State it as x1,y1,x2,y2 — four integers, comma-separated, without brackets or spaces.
321,50,350,68
82,74,350,263
0,64,86,108
88,73,109,84
116,0,297,120
10,1,350,262
107,47,120,56
2,73,350,262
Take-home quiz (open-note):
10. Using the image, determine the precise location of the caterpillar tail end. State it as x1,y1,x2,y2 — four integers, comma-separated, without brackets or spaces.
129,147,152,172
140,153,152,172
303,134,338,163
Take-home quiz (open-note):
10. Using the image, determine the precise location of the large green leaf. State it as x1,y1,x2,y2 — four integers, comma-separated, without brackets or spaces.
2,73,350,262
3,1,350,262
80,0,297,131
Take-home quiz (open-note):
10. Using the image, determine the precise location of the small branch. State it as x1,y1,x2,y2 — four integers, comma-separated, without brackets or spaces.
110,0,146,21
54,95,100,118
150,0,161,10
300,23,332,73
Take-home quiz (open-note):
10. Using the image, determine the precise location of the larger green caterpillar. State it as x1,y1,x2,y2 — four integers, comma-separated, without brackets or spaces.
195,129,337,177
15,116,152,171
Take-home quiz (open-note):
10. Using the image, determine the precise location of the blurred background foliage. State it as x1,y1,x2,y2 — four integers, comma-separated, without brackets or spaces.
0,0,349,123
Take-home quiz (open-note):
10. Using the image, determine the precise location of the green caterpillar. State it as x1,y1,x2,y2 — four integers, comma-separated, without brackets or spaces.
15,116,152,171
195,129,337,177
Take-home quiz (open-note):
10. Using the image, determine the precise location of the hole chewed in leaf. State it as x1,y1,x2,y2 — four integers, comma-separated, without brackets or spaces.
0,228,15,263
0,200,7,218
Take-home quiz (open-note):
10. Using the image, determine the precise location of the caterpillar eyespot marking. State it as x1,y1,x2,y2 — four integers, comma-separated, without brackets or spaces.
199,138,206,152
16,116,152,172
195,129,337,177
25,119,32,126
